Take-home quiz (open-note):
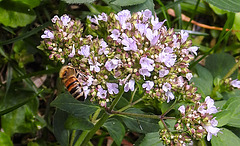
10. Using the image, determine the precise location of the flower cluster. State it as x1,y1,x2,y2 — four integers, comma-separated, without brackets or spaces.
39,10,202,106
38,10,225,144
39,14,84,64
40,10,201,105
160,96,221,145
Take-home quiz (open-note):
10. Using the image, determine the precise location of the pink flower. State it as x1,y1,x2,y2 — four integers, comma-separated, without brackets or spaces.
51,15,59,23
88,58,101,72
121,34,138,51
159,68,169,77
142,9,152,22
78,45,90,57
177,76,184,87
205,96,218,114
166,91,174,103
60,14,71,26
230,79,240,88
41,30,54,39
178,105,185,114
110,29,120,40
135,23,148,35
105,59,121,71
83,86,90,99
98,12,108,22
107,83,119,94
145,28,160,46
151,18,166,30
180,30,189,43
139,68,151,79
97,87,107,99
198,96,218,115
156,48,177,67
186,73,193,81
68,44,76,58
162,82,171,92
87,15,99,25
124,79,135,92
204,117,221,141
188,46,199,56
140,56,154,71
115,10,131,29
98,40,109,55
142,81,154,91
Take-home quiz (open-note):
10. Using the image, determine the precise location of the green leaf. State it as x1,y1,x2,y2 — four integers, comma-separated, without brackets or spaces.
65,115,94,130
0,86,42,136
1,104,41,135
139,132,164,146
125,0,155,13
225,126,240,138
0,0,36,28
191,64,213,97
53,109,70,146
222,89,240,100
0,95,33,116
119,108,159,134
215,110,231,127
88,4,115,14
180,0,210,15
103,118,125,146
11,0,41,8
214,100,227,110
205,53,238,80
51,93,100,118
115,95,130,109
13,40,35,68
61,0,96,4
209,4,228,15
204,0,240,13
0,21,51,45
0,132,13,146
4,63,13,99
220,97,240,128
156,0,183,14
233,12,240,41
164,119,177,132
211,128,240,146
111,0,146,6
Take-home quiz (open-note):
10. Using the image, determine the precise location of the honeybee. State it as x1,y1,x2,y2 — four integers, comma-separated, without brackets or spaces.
59,65,88,101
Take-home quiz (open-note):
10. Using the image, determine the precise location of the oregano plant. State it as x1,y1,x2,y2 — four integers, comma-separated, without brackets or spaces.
39,10,240,145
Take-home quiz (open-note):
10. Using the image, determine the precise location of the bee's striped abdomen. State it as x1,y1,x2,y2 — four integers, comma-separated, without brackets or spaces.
64,76,84,101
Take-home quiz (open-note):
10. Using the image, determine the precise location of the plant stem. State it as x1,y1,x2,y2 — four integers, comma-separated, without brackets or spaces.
155,0,171,28
129,87,138,103
117,98,143,112
185,0,200,29
80,112,110,146
91,108,101,123
70,130,76,146
162,100,177,117
199,138,207,146
109,86,125,111
111,110,160,119
223,60,240,80
74,130,89,146
160,118,170,131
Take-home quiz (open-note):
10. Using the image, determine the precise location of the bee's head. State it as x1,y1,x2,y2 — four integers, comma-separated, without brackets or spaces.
59,66,74,79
